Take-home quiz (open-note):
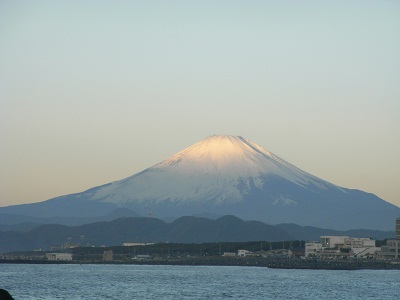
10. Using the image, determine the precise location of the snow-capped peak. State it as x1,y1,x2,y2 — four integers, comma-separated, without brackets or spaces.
90,135,334,206
163,135,273,167
158,135,317,184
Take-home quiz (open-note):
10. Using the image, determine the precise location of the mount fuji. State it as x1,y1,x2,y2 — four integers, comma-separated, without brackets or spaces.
2,135,399,230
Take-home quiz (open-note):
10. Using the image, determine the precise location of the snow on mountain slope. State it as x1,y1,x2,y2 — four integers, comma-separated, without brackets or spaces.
90,135,341,206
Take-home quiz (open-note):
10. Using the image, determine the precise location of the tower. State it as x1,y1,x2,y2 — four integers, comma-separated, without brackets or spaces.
396,217,400,240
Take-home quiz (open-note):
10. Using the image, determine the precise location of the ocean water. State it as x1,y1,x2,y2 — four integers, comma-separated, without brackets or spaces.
1,264,399,299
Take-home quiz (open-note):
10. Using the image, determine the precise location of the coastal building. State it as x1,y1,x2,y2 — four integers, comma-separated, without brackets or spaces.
320,236,348,249
305,236,378,259
305,242,322,257
351,246,381,258
344,237,375,248
377,218,400,260
378,240,400,260
238,250,252,257
46,253,72,261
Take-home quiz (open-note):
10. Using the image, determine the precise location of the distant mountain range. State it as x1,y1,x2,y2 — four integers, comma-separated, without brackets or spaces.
0,216,394,252
0,207,140,229
1,135,399,230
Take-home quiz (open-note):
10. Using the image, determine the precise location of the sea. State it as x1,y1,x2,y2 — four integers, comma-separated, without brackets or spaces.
1,264,399,299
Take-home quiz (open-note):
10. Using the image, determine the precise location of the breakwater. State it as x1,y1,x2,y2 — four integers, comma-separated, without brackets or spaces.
2,257,400,270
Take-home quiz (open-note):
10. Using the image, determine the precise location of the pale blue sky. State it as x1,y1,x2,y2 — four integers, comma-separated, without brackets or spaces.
1,1,399,207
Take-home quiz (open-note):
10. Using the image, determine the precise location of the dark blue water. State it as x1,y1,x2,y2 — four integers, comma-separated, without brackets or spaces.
1,264,399,299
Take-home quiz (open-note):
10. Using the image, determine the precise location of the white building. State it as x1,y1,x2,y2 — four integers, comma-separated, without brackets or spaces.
238,250,252,257
344,237,375,248
320,236,348,248
46,253,72,261
305,242,322,257
378,239,400,260
344,238,379,258
351,247,380,258
305,236,378,259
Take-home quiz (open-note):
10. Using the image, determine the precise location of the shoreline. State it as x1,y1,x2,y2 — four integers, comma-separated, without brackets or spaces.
1,258,400,270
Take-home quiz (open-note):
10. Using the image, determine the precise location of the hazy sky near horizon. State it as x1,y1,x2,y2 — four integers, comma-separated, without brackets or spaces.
1,1,399,207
